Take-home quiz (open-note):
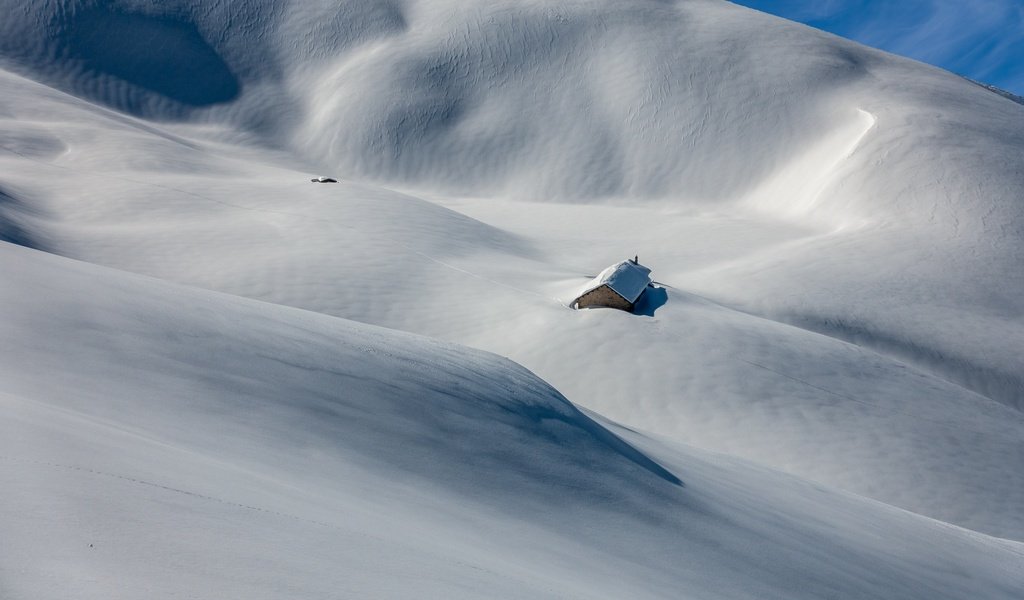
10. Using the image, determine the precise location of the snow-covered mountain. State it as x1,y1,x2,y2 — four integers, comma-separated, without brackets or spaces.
2,0,1023,597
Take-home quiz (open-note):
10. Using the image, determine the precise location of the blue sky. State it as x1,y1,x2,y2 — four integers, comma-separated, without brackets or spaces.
732,1,1024,96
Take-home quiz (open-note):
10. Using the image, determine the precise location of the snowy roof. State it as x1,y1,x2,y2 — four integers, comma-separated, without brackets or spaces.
577,260,652,304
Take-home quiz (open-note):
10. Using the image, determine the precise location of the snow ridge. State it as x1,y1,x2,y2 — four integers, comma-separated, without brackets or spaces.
2,0,1024,596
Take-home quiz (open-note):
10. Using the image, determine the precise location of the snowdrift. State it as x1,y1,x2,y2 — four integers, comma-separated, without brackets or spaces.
2,0,1024,538
3,0,1020,224
1,0,1024,590
2,241,1023,599
3,57,1021,539
3,0,1022,403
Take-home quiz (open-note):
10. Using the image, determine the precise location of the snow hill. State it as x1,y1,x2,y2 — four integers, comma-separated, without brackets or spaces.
4,242,1023,599
1,0,1023,596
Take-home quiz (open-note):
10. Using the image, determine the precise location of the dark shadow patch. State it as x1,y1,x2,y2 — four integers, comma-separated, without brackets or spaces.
375,95,466,161
0,188,49,251
59,5,239,109
501,402,683,487
0,128,68,159
632,285,668,317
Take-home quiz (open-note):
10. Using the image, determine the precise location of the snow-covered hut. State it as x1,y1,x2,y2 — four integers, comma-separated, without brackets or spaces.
572,259,652,311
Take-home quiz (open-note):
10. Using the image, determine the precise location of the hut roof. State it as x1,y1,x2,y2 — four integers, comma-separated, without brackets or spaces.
577,260,652,304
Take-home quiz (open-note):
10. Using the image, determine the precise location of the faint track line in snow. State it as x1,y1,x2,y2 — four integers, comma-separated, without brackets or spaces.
739,358,866,406
0,454,580,597
0,454,341,530
0,144,36,160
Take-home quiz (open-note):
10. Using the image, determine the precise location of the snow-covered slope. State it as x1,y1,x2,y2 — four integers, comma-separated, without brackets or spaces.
4,0,1021,219
3,242,1022,599
2,0,1024,593
4,0,1023,537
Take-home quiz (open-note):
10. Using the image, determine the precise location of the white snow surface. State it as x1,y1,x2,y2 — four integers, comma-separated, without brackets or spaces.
576,259,652,305
2,0,1024,596
2,242,1022,599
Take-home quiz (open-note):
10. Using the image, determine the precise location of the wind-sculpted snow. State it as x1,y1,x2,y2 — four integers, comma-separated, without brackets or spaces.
2,0,1024,591
2,7,1024,536
61,7,239,106
293,0,884,202
5,0,1022,232
0,244,680,511
2,1,237,118
0,0,404,122
2,242,1022,599
0,187,49,250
